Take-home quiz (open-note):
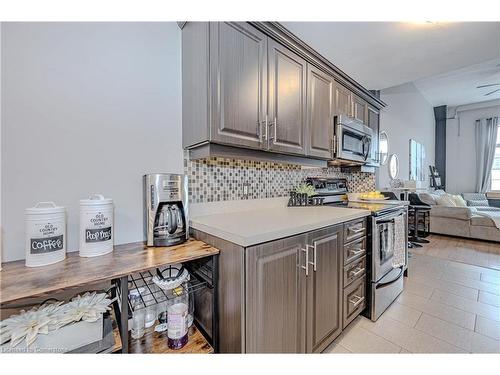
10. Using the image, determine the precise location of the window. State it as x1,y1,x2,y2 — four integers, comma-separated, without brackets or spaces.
491,126,500,191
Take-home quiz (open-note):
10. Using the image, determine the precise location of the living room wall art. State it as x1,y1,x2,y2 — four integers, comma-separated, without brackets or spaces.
409,138,426,181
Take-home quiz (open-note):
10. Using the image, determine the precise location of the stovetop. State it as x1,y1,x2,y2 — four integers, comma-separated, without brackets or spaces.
327,201,405,216
306,177,405,216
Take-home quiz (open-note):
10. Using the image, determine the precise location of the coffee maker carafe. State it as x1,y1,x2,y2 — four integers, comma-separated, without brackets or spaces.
143,174,188,247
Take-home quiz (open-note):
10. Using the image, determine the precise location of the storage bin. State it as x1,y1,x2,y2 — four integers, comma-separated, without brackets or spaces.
0,315,103,353
79,194,114,257
25,202,66,267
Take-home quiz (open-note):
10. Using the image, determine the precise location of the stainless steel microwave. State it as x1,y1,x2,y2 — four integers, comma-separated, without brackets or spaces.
330,115,373,166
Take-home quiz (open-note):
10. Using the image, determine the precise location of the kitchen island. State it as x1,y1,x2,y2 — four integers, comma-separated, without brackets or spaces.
191,205,370,247
189,200,371,354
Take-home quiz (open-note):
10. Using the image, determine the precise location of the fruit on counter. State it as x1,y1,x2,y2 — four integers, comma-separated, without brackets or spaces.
360,191,385,199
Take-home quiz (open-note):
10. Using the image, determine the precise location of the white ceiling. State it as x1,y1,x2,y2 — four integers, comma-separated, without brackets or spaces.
414,58,500,107
283,22,500,105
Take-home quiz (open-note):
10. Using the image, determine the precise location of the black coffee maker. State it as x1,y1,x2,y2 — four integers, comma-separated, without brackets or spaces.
143,174,188,247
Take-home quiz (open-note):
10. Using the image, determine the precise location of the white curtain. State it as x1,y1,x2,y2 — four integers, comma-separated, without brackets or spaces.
475,117,499,193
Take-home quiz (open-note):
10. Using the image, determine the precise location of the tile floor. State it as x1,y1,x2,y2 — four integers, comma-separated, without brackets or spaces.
325,236,500,353
412,234,500,270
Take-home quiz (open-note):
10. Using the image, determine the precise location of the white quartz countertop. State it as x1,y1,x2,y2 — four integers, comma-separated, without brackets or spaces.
190,206,370,247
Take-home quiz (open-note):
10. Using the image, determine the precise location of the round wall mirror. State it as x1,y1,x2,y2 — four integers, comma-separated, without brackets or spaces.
379,131,389,165
388,154,399,180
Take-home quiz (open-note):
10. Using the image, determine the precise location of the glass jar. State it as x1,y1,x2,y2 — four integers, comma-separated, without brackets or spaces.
129,288,146,339
131,300,145,339
187,286,195,328
144,304,157,328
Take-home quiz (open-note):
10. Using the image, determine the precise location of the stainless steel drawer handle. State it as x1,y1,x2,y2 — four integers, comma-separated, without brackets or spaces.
349,227,364,234
350,248,365,256
349,267,365,277
300,247,309,276
349,295,365,308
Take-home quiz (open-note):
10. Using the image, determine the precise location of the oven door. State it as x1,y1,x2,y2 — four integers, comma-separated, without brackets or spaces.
372,210,406,282
335,122,372,164
370,265,404,321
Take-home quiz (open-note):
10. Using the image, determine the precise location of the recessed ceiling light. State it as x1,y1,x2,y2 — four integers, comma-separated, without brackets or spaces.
407,21,445,27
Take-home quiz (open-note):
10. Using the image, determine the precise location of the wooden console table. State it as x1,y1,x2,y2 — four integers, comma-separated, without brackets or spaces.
0,239,220,354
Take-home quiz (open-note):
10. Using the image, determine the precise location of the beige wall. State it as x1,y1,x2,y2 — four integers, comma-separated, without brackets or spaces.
378,82,435,190
1,23,183,261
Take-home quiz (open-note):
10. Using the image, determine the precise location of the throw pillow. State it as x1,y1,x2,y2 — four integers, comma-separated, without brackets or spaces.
436,194,457,207
450,194,467,207
419,192,438,205
467,199,490,207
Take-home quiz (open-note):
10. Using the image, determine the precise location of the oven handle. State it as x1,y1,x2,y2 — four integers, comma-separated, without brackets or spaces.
375,211,405,225
375,267,404,289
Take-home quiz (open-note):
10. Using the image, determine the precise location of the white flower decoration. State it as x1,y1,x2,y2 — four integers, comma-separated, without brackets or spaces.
0,292,111,348
0,302,64,347
57,292,112,326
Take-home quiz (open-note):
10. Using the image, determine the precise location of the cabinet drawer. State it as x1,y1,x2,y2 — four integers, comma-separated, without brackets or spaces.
343,237,366,265
344,219,366,243
343,255,366,287
343,276,366,328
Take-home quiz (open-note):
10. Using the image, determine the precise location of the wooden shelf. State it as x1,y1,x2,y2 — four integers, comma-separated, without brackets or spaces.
128,324,214,354
0,239,219,304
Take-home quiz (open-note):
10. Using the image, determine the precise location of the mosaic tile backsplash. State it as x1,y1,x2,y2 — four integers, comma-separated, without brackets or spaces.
184,155,376,203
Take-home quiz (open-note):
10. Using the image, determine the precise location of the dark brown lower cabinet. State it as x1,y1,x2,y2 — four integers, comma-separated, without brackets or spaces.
245,234,307,353
193,220,366,353
245,225,343,353
306,225,343,353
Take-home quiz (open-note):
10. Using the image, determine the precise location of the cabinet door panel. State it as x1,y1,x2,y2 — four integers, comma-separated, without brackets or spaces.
246,235,307,353
335,83,352,117
306,225,343,353
368,106,380,164
306,65,334,159
210,22,267,148
352,95,367,124
268,40,307,155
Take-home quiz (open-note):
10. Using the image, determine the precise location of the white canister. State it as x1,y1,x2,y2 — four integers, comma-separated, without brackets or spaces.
79,194,114,257
25,202,66,267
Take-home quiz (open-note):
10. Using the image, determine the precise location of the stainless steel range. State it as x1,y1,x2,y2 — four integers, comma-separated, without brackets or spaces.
306,177,408,321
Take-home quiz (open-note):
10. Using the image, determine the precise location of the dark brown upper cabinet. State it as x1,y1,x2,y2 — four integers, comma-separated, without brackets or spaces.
306,65,334,160
367,105,380,165
182,22,384,164
352,94,368,124
209,22,268,149
334,82,353,117
267,39,307,156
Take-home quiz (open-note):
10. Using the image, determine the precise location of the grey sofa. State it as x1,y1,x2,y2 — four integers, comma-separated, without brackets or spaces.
419,190,500,242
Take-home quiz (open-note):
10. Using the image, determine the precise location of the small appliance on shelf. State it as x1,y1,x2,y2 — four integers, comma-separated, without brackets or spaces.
143,174,188,247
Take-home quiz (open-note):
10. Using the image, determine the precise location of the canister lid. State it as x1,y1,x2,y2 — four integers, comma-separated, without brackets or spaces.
25,201,65,215
80,194,113,206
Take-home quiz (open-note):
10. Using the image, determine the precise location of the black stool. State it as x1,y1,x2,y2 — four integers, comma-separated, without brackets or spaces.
408,193,431,246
